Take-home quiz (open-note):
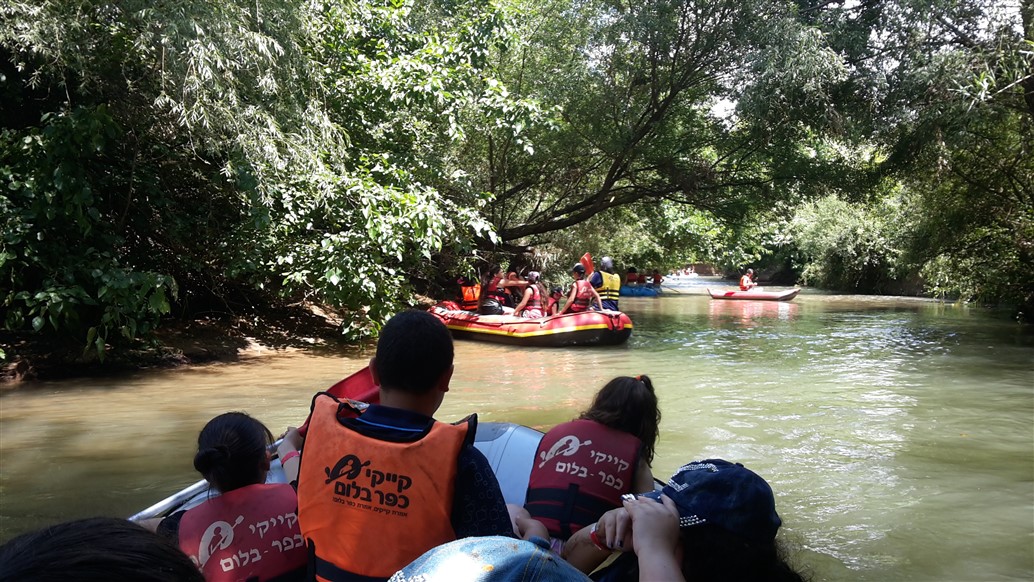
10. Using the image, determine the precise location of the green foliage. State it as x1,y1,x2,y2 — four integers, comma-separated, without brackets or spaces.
1,107,175,358
3,0,1031,368
784,195,900,292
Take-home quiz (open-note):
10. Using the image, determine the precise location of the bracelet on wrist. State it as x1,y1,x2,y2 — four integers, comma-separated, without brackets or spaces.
280,450,301,464
589,524,609,552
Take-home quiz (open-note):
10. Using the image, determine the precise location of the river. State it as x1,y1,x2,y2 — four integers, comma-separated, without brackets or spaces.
1,284,1032,580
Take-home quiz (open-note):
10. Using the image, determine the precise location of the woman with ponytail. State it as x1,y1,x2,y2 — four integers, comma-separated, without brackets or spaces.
151,412,306,581
514,376,660,556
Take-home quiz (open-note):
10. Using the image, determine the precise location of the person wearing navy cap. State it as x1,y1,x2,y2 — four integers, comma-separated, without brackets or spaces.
564,459,808,582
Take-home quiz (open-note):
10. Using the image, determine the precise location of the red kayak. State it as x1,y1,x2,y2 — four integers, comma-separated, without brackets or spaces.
431,305,632,347
707,288,801,301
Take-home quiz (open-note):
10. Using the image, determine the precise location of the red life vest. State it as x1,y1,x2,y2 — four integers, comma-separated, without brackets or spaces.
739,275,753,291
520,285,544,319
297,394,472,581
485,276,508,302
569,280,594,312
178,483,306,582
525,285,543,310
524,420,641,539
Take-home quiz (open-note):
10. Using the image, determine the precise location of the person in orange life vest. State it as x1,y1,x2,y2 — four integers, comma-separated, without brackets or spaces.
560,264,603,314
289,310,514,582
740,268,758,291
143,412,307,582
513,271,548,318
456,276,481,312
650,269,663,287
478,265,527,315
511,376,660,555
546,286,565,316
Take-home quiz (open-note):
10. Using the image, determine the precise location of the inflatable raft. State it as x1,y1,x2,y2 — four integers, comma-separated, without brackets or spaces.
430,306,632,347
707,288,801,301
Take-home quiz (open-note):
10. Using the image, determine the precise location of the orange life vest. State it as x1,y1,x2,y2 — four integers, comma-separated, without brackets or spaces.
178,483,306,582
739,275,753,291
459,283,481,311
297,394,472,581
525,420,640,539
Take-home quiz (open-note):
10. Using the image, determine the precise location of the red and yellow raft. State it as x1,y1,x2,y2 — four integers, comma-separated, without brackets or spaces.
430,305,633,347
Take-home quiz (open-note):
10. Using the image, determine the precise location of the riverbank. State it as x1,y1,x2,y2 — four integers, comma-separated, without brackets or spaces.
0,302,365,386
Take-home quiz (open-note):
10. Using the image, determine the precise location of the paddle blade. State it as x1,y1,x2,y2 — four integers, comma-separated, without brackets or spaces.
297,366,379,436
326,366,379,403
580,252,594,276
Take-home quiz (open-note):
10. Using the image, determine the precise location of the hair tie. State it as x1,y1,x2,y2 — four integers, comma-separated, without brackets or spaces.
635,375,642,381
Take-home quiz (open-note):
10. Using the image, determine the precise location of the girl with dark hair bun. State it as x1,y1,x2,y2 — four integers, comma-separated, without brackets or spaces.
516,376,661,555
146,412,306,582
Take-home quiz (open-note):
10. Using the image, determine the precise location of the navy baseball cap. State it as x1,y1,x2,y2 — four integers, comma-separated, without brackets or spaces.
639,459,782,545
390,536,590,582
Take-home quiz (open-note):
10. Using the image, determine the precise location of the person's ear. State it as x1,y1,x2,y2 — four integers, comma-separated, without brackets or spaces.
436,364,454,393
368,357,380,385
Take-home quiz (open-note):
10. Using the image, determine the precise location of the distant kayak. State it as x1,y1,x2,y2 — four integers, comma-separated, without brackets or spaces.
430,305,633,347
707,288,801,301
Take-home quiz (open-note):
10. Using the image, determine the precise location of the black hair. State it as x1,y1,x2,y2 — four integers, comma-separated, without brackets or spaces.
0,517,205,582
479,264,502,304
578,375,661,464
677,525,809,581
193,411,272,493
375,310,454,394
601,526,808,582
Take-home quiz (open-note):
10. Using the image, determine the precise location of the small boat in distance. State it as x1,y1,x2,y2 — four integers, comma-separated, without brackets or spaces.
431,305,632,347
707,288,801,301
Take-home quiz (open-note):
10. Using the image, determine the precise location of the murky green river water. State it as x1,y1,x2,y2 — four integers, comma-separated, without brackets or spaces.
2,284,1032,580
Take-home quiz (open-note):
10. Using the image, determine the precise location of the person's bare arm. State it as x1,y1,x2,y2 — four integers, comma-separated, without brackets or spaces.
277,427,304,483
559,286,577,314
591,287,603,310
563,507,632,574
513,287,532,315
632,458,654,494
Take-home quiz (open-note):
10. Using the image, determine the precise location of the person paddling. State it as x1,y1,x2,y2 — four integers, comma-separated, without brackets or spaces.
740,268,758,291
